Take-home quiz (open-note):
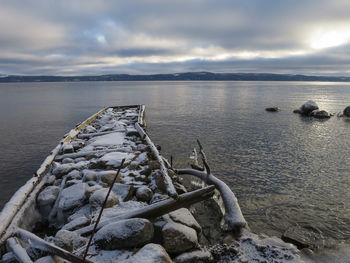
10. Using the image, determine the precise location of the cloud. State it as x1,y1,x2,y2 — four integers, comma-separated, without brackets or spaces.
1,0,350,75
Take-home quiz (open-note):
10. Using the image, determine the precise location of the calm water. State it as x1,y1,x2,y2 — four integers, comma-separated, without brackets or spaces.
1,81,350,251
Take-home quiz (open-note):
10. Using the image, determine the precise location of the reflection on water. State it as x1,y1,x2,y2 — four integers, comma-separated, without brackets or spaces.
1,81,350,252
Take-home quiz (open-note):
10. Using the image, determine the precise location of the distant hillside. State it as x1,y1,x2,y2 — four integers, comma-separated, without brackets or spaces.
1,72,350,82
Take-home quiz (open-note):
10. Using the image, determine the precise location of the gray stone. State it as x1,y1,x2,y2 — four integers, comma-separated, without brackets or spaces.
136,152,148,165
136,186,153,202
112,183,135,201
66,170,81,180
54,229,87,252
129,161,139,170
311,109,331,119
300,100,319,115
152,170,169,193
174,249,214,263
82,170,97,182
72,140,85,151
169,208,201,233
149,160,160,170
89,188,119,210
137,144,148,152
74,157,87,163
62,144,74,154
62,158,74,164
150,193,169,204
99,171,121,185
174,182,187,194
162,222,198,253
122,243,172,263
37,186,59,207
94,218,154,250
62,216,90,231
58,183,88,211
65,180,79,188
126,127,139,137
265,107,280,112
86,184,103,198
34,256,56,263
343,106,350,117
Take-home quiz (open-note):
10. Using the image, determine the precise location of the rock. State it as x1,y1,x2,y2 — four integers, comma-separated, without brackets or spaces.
126,127,139,137
62,216,90,231
122,243,172,263
52,162,89,179
310,110,331,119
153,221,167,244
89,188,119,210
82,169,97,182
140,166,152,176
300,100,319,115
58,183,88,211
99,171,121,185
37,186,59,207
98,152,134,168
150,193,169,204
66,170,81,180
74,157,87,163
293,109,301,114
162,222,198,253
94,218,154,250
62,144,74,154
265,107,280,112
174,249,214,263
168,208,201,233
112,183,135,201
72,140,85,151
136,152,148,165
152,171,169,193
34,256,56,263
149,160,160,170
343,106,350,117
84,125,97,133
129,161,139,170
54,229,87,252
282,224,324,249
65,180,78,188
137,144,148,152
86,184,103,197
62,158,74,164
136,186,154,202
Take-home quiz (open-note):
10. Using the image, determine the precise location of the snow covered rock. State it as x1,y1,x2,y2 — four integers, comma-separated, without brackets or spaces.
62,157,74,164
136,152,148,165
82,170,97,182
89,188,119,210
62,144,74,154
34,256,56,263
343,106,350,117
299,100,319,115
98,152,134,168
148,160,160,170
52,162,89,178
99,171,121,185
37,186,59,207
136,186,153,202
54,229,87,252
162,222,198,254
168,208,201,234
66,170,81,180
84,125,97,133
112,183,135,201
62,216,90,231
90,132,125,147
58,183,88,211
86,184,103,197
94,218,154,250
126,127,139,137
129,161,139,170
174,249,214,263
122,243,172,263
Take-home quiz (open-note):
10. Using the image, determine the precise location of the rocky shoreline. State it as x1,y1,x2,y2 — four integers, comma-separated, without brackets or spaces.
1,106,309,263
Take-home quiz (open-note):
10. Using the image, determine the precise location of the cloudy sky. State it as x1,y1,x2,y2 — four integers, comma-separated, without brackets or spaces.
1,0,350,76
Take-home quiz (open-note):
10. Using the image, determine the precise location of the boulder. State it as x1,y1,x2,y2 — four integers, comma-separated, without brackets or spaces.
343,106,350,117
62,144,74,154
34,256,56,263
310,110,331,119
66,170,81,180
126,127,139,137
82,170,97,182
174,249,214,263
162,222,198,254
89,188,119,210
54,229,87,252
136,152,148,165
98,152,134,168
62,158,74,164
136,186,154,202
58,183,88,211
148,160,160,170
94,218,154,250
99,171,121,185
300,100,319,115
112,183,135,201
122,243,172,263
168,208,201,233
129,161,139,170
37,186,59,207
86,184,103,198
62,216,90,231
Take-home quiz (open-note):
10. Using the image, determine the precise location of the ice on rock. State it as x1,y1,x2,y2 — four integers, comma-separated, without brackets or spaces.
58,183,88,211
112,183,135,201
62,216,90,231
90,132,125,147
174,249,214,263
99,152,134,168
122,243,172,263
168,208,202,233
94,218,154,250
89,188,119,210
37,186,59,207
136,152,148,165
162,222,198,254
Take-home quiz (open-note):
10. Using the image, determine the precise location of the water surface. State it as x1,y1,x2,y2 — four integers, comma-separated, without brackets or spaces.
0,81,350,251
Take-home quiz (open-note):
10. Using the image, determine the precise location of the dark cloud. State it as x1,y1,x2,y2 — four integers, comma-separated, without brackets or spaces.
1,0,350,75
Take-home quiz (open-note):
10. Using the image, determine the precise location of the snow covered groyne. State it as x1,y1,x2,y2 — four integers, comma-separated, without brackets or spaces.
0,105,307,262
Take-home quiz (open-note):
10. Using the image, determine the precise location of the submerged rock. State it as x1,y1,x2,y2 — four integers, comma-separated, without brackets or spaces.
162,222,198,254
122,243,172,263
94,218,154,250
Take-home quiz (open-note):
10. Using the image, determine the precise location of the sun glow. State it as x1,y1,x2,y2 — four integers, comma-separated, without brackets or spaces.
311,29,350,49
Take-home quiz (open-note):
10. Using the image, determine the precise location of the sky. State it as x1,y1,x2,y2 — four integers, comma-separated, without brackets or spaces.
1,0,350,76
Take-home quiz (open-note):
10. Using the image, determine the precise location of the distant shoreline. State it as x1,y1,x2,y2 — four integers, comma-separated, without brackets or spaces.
1,72,350,83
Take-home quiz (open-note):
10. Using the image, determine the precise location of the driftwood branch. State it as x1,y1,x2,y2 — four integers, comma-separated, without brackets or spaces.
15,229,94,263
6,237,33,263
76,185,215,236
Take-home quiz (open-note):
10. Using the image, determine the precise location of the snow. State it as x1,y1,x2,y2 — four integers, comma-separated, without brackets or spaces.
89,132,125,147
99,152,134,167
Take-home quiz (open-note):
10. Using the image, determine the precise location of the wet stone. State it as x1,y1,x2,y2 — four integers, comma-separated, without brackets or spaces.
94,218,154,250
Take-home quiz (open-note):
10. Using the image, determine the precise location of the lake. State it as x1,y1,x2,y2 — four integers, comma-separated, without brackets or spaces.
1,81,350,252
